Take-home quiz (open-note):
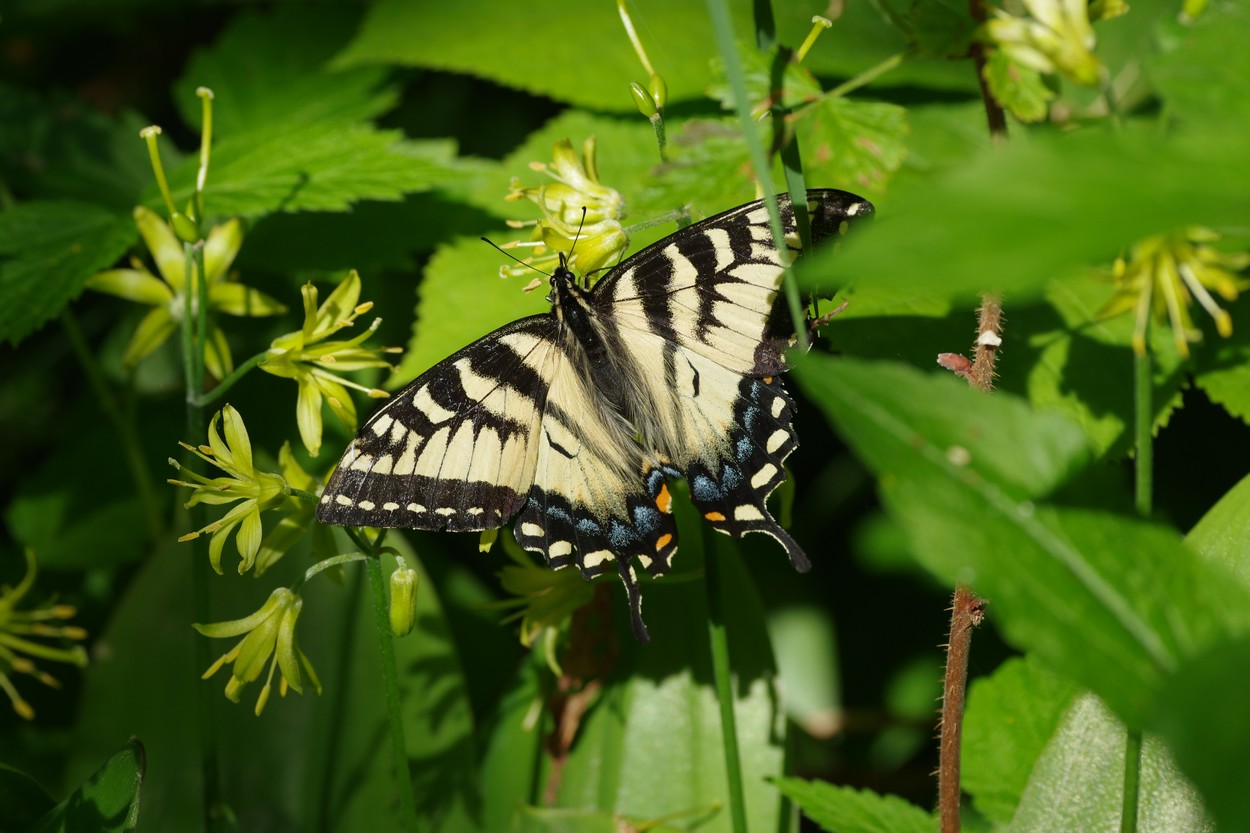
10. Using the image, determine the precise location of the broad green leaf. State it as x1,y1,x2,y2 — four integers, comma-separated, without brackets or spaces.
962,656,1079,823
804,96,909,198
334,0,759,111
795,354,1250,724
1152,636,1250,833
0,763,55,830
905,0,976,59
0,200,136,345
31,739,144,833
806,125,1250,303
1148,0,1250,127
1185,471,1250,590
770,778,933,833
1008,694,1211,833
172,7,396,136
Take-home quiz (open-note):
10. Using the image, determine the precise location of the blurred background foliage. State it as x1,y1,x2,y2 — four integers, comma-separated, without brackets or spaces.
1,0,1249,831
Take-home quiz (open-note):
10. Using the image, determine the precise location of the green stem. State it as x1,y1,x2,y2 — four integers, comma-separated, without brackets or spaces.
1122,345,1151,833
706,0,807,351
705,537,748,833
191,352,267,408
362,532,419,831
1133,349,1152,518
60,309,163,540
312,563,365,833
179,239,217,828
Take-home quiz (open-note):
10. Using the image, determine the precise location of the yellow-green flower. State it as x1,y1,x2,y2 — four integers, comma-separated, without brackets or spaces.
195,587,321,716
984,0,1103,86
259,271,394,457
503,138,629,285
86,207,285,379
1099,227,1250,358
0,550,88,720
170,404,287,574
495,544,595,651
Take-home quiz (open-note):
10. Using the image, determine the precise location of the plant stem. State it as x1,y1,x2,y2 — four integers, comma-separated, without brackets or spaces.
1122,344,1151,833
179,239,218,829
705,536,748,833
939,586,984,833
967,0,1008,142
191,352,266,407
363,536,419,831
60,309,163,540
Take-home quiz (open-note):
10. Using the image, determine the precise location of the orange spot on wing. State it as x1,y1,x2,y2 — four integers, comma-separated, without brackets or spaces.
655,533,673,551
655,484,672,513
704,511,726,522
763,376,774,384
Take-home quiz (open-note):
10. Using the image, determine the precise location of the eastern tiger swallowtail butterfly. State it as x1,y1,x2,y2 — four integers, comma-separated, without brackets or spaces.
316,189,873,641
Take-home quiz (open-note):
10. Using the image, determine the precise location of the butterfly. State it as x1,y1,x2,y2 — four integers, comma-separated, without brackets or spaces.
316,189,874,641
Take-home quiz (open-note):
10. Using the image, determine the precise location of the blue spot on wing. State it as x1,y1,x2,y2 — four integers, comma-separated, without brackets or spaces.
632,504,661,534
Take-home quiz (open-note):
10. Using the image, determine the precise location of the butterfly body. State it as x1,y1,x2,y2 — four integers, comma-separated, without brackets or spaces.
317,189,873,640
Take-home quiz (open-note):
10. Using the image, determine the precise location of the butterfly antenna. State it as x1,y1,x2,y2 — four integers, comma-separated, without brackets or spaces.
479,236,552,279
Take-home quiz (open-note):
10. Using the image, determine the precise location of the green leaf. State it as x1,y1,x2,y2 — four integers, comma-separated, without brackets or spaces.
804,96,909,197
1149,0,1250,127
1008,694,1210,833
31,739,144,833
172,7,396,136
770,778,933,833
161,123,459,219
510,806,690,833
66,535,477,832
335,1,758,111
794,354,1250,724
962,656,1079,823
905,0,976,59
1192,307,1250,425
982,48,1054,123
807,125,1250,303
0,200,136,345
1186,471,1250,591
1152,635,1250,833
0,763,55,830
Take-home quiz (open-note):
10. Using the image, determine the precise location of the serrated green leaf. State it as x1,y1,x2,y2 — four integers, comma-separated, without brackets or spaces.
1192,302,1250,425
794,354,1250,725
1009,694,1211,833
161,123,458,219
906,0,976,59
771,778,933,833
1149,0,1250,127
335,0,757,111
808,125,1250,303
962,657,1079,823
804,96,909,197
173,7,396,136
31,739,144,833
0,199,136,345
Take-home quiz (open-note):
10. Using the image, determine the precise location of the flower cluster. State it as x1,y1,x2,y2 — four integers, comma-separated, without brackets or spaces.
1100,227,1250,358
259,271,396,457
87,207,285,379
984,0,1106,87
0,551,88,719
195,587,320,716
170,404,289,574
503,138,629,287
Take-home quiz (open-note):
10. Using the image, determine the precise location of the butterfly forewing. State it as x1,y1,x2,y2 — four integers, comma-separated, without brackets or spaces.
317,316,559,531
